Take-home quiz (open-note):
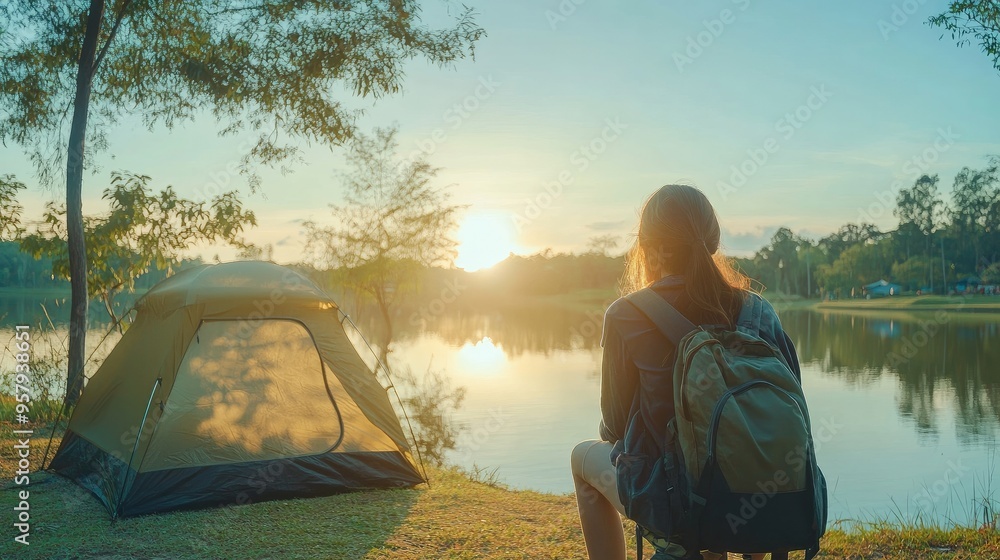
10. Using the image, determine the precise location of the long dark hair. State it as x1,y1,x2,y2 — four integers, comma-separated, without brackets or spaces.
622,184,752,324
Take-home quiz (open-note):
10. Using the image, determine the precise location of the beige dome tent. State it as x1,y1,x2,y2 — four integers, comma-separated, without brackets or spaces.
51,261,424,518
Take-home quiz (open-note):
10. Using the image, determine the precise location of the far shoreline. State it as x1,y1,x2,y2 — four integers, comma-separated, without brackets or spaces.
5,285,1000,315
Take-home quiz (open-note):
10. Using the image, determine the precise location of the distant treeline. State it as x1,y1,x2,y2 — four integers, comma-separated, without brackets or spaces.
7,158,999,303
308,252,625,312
0,241,65,288
734,163,1000,298
0,241,194,293
470,251,624,296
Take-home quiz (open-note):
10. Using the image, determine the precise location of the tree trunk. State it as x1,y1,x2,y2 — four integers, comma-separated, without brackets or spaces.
64,0,106,406
372,289,394,379
377,292,393,349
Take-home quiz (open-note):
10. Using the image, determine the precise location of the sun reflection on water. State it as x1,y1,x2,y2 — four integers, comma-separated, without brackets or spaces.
456,336,507,375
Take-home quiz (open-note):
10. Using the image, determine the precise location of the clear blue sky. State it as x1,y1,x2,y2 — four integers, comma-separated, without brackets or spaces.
4,0,999,263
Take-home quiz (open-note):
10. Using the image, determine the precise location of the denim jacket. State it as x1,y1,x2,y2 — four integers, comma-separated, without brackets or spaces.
598,275,801,444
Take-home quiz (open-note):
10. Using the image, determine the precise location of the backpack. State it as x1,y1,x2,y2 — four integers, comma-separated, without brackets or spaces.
615,287,827,559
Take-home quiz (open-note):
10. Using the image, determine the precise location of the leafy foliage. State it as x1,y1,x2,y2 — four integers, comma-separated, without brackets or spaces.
0,175,25,241
891,256,937,291
394,365,466,468
983,262,1000,283
304,125,462,339
896,175,944,238
929,1,1000,74
585,234,621,257
0,0,483,407
0,0,486,187
19,171,256,316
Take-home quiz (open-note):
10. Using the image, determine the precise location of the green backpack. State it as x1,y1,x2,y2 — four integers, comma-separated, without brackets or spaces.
618,288,827,559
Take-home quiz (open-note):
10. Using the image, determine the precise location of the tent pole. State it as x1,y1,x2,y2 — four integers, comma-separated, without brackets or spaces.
115,376,161,519
340,312,430,485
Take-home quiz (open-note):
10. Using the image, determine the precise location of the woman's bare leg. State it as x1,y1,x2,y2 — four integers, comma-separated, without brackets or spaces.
572,441,767,560
572,440,626,560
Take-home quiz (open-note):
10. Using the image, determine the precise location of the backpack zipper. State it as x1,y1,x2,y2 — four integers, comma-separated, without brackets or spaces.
704,379,807,461
678,337,781,419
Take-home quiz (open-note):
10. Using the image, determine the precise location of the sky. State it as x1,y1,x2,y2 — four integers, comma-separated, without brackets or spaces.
4,0,1000,266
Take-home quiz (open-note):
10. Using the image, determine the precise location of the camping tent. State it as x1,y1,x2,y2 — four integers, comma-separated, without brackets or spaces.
50,261,424,518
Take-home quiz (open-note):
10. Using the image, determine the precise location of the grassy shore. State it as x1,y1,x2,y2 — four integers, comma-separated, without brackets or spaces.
2,428,997,559
816,295,1000,313
513,289,818,313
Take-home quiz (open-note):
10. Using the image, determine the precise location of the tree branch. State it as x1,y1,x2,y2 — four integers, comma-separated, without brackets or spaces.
206,3,271,17
92,0,133,74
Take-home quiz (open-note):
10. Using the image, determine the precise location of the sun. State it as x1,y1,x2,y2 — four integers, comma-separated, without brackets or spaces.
454,212,516,271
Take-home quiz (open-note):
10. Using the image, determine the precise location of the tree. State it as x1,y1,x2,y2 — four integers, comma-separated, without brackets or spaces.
895,174,944,289
891,256,936,291
929,1,1000,73
817,222,882,264
304,126,462,348
797,243,827,298
753,227,826,295
986,185,1000,264
893,174,947,292
896,175,944,240
983,261,1000,283
20,171,256,328
816,242,891,296
0,1,484,405
767,227,804,294
236,243,274,262
586,234,621,257
949,161,999,271
0,175,25,241
395,366,466,468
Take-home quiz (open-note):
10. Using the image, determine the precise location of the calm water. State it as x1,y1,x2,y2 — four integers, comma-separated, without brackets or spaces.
3,293,998,526
387,303,1000,527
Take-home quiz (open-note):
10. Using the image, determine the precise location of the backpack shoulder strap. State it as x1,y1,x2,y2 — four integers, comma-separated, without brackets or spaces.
623,287,697,346
735,291,762,335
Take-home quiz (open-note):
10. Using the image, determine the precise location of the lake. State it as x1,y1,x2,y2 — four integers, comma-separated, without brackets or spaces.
386,300,1000,528
2,292,998,527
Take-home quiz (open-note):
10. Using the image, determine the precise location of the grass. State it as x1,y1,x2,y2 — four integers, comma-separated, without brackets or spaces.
524,289,821,313
1,427,998,559
2,290,998,558
766,298,820,312
817,295,1000,313
817,523,999,559
0,393,65,426
2,450,588,559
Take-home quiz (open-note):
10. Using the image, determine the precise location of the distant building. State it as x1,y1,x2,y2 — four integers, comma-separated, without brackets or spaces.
863,279,902,298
